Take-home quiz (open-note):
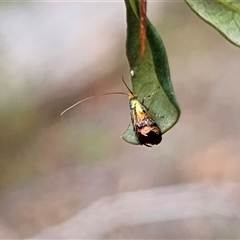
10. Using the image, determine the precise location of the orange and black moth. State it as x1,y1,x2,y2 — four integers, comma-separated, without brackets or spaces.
123,81,162,147
61,78,162,147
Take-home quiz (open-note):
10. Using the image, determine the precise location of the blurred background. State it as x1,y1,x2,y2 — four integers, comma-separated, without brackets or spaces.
1,1,240,239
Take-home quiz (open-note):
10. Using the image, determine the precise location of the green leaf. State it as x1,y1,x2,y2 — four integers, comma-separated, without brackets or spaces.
185,0,240,47
122,0,180,145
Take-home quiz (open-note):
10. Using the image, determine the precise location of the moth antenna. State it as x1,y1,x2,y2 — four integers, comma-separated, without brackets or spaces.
60,92,128,116
121,76,133,95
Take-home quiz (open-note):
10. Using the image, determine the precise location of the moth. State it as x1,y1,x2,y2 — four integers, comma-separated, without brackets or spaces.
122,79,162,147
61,77,162,147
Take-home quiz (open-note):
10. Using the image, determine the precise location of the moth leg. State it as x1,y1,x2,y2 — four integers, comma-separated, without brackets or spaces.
153,113,165,119
142,87,160,105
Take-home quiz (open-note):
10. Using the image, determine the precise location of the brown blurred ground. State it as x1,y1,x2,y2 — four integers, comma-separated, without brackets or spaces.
0,1,240,239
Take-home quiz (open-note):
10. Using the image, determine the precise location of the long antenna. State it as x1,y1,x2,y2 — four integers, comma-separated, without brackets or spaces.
60,92,128,116
121,76,133,94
